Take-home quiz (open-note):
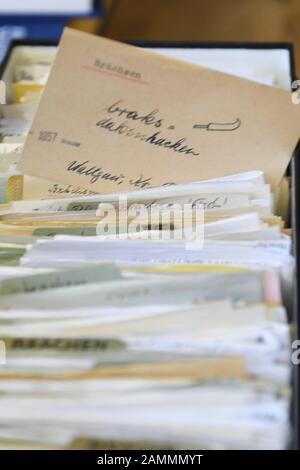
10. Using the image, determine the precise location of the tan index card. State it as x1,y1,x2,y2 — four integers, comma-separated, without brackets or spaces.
20,28,300,192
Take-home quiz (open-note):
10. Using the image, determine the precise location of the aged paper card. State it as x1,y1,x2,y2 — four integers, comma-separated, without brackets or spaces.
20,28,300,192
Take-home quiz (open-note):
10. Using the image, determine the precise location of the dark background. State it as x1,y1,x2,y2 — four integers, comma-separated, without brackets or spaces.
69,0,300,77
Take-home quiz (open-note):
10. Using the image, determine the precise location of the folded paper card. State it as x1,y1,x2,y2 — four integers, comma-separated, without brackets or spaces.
20,28,300,192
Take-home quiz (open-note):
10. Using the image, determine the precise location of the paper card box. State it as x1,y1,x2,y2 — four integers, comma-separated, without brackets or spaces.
1,42,299,451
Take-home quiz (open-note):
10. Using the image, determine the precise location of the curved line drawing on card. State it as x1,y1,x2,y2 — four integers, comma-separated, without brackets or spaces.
193,118,241,131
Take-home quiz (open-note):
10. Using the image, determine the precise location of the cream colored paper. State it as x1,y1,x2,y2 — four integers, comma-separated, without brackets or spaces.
20,28,300,192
